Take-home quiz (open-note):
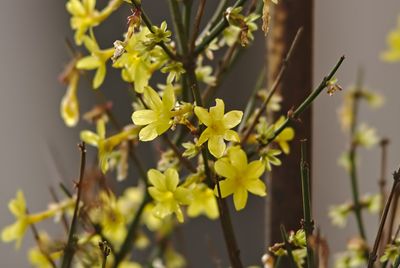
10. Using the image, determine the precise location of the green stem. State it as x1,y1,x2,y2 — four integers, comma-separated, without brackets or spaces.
197,0,227,42
367,169,400,267
238,66,266,133
61,142,87,268
194,0,248,55
263,56,345,147
348,69,367,240
300,140,314,268
183,0,193,38
168,0,188,55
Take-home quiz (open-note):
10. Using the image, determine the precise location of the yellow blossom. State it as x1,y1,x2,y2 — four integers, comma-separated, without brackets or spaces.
273,116,294,154
187,183,219,220
1,191,74,249
66,0,123,45
195,99,243,158
132,86,183,141
28,246,62,268
81,119,139,174
214,146,266,210
382,27,400,62
112,27,167,93
60,63,80,127
147,168,192,222
76,35,114,89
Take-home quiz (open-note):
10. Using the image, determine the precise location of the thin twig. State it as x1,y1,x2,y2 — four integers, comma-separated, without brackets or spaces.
61,142,87,268
367,167,400,267
190,0,207,53
168,0,188,55
379,138,389,217
260,55,345,148
300,140,314,268
241,27,303,144
197,0,228,42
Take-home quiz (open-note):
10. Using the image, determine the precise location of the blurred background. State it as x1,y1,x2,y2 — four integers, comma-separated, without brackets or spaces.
0,0,399,266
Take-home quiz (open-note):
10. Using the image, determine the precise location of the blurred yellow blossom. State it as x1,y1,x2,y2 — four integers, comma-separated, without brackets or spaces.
214,146,266,210
147,168,192,222
381,22,400,62
195,99,243,158
76,35,114,89
66,0,123,45
2,191,74,249
274,116,295,154
60,62,80,127
187,183,219,219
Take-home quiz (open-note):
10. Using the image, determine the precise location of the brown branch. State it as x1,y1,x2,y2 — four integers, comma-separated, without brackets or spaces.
379,138,389,217
61,142,87,268
367,167,400,267
190,0,207,53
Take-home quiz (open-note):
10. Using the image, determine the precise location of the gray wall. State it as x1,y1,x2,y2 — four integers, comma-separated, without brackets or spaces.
0,0,399,267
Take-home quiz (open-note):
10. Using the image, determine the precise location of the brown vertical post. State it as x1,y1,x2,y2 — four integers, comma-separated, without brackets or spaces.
267,0,313,244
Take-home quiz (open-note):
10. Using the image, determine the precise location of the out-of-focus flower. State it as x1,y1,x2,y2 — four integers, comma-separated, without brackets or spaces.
76,35,114,89
329,203,352,227
354,124,379,148
381,24,400,62
60,59,80,127
259,148,282,171
187,183,219,219
147,168,192,222
274,116,295,154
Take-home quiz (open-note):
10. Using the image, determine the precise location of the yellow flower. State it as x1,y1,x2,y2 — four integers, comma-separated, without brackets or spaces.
76,35,114,89
81,119,139,174
112,27,167,93
2,191,74,249
194,99,243,158
274,116,295,154
187,183,219,220
381,27,400,62
60,67,80,127
214,146,266,210
66,0,123,45
28,245,62,268
132,86,178,141
147,168,192,223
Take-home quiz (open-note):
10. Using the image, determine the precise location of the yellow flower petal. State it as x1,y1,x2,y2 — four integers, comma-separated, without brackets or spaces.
162,86,176,111
197,128,211,145
246,179,267,196
215,158,236,179
93,64,106,89
80,131,99,146
245,161,265,179
223,110,243,128
131,110,158,125
208,135,226,158
148,169,167,191
216,179,235,198
194,106,211,126
228,146,247,168
139,124,158,141
233,188,248,211
223,129,240,142
143,86,162,111
165,168,179,191
76,56,101,70
210,98,225,119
